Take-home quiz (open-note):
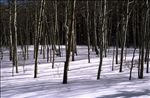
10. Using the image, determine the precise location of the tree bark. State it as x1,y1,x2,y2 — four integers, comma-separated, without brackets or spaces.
34,0,45,78
93,1,99,55
120,0,129,72
63,0,76,84
9,1,13,61
12,0,18,73
86,1,90,63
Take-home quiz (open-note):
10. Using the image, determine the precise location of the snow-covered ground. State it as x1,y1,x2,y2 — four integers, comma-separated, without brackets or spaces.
1,46,150,98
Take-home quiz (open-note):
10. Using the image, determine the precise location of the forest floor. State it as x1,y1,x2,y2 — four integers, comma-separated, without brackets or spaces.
1,46,150,98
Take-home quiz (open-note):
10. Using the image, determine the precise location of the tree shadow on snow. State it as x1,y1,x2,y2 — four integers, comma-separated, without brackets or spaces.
96,89,150,98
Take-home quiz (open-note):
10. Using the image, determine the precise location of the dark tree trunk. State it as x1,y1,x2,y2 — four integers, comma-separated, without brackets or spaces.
63,0,76,84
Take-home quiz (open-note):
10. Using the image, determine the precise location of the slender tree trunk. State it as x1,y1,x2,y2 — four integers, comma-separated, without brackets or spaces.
86,1,90,63
103,0,107,57
34,4,38,59
9,1,13,61
115,4,119,64
139,44,144,79
63,0,76,84
34,0,45,78
52,0,58,68
112,46,115,71
138,9,146,79
129,6,137,80
12,0,18,73
93,1,99,55
64,1,69,55
120,0,129,72
97,0,105,80
146,0,149,73
129,48,136,80
71,17,75,61
146,42,149,73
74,21,77,56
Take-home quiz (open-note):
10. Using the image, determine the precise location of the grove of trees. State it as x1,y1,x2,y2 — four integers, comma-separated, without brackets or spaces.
0,0,149,84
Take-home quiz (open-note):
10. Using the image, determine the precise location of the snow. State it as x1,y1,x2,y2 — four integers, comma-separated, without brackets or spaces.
0,46,150,98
